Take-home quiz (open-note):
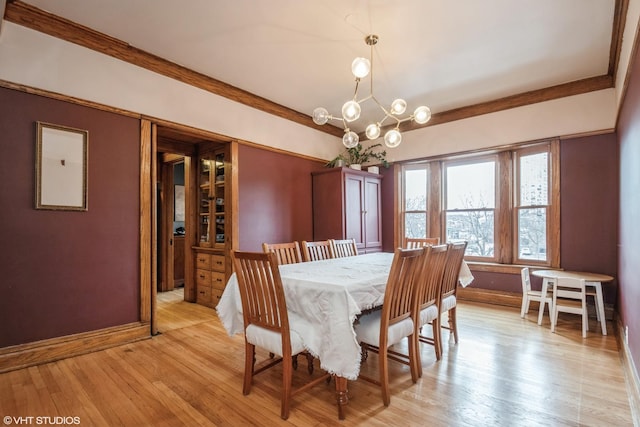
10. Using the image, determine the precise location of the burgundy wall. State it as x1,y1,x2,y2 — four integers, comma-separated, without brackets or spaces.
379,135,619,305
616,34,640,377
0,87,140,347
237,144,324,251
559,133,619,303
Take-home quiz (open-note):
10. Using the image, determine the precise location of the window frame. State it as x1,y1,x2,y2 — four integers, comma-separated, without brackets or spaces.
399,163,431,244
442,154,499,262
398,140,560,270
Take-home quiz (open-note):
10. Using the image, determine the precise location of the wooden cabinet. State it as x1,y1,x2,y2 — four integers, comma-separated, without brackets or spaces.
193,144,233,308
194,252,226,307
312,167,382,253
197,151,226,247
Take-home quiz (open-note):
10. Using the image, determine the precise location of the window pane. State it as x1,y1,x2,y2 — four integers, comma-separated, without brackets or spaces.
518,208,547,260
446,211,494,257
405,213,426,238
446,161,495,209
405,169,427,210
519,152,548,205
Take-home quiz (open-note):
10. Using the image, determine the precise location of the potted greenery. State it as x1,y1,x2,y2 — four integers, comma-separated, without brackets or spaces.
326,143,389,169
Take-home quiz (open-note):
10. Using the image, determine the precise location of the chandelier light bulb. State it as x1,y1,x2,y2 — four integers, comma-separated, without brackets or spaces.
384,129,402,148
343,130,359,148
312,35,431,150
413,106,432,124
365,123,381,140
312,107,330,125
390,99,407,115
342,100,361,122
351,57,371,78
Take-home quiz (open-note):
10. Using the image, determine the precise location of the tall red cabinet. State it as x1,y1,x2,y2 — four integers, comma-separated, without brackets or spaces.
312,167,382,253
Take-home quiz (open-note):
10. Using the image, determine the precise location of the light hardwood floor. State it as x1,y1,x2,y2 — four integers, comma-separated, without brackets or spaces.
1,289,634,426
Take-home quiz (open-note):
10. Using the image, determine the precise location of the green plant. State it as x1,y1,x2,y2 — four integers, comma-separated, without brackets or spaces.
326,143,389,168
325,153,347,168
346,143,389,168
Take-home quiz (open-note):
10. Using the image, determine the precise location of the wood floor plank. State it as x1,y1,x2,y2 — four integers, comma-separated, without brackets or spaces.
0,288,633,426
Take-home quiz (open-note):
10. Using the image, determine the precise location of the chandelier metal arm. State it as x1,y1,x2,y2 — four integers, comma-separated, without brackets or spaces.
312,34,431,148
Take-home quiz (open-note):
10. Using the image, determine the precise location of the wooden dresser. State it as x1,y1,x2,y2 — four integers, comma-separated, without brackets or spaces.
192,142,234,308
194,251,226,308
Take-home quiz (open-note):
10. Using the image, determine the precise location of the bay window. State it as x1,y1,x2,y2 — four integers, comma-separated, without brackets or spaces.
399,140,559,268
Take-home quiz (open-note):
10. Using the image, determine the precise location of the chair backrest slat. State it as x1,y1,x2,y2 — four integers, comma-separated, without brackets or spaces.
415,244,449,311
330,239,358,258
262,242,303,265
555,277,586,299
301,240,334,262
379,248,424,348
232,251,290,343
441,241,468,298
406,237,440,249
521,267,532,293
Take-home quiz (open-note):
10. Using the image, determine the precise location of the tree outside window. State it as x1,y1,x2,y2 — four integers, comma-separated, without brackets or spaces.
445,160,496,259
399,140,558,268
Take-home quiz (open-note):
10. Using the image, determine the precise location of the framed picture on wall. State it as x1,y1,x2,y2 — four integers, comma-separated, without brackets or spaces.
35,121,88,211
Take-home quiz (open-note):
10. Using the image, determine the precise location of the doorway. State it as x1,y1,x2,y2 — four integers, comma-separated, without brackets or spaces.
158,157,186,294
152,124,233,334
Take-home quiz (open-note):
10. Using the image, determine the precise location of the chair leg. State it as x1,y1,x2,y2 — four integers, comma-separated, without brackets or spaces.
537,298,546,326
306,353,314,375
450,307,458,344
280,354,293,420
520,295,528,318
437,315,444,356
432,319,442,361
582,303,588,338
379,346,390,407
408,334,419,383
243,342,255,395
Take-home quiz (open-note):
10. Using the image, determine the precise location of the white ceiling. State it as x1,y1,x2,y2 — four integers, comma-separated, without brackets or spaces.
22,0,616,134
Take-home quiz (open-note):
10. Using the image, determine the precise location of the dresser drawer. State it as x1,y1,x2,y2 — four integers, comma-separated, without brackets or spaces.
211,254,226,272
211,288,223,307
211,271,226,290
195,253,211,270
195,269,211,286
197,284,212,305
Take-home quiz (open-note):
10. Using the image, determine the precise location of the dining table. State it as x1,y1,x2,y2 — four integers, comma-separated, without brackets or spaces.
216,251,474,419
530,269,613,335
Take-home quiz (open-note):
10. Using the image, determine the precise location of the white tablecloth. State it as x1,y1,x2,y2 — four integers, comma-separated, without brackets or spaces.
216,252,474,380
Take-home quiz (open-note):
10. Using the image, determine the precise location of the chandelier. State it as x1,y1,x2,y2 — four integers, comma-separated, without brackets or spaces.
312,34,431,149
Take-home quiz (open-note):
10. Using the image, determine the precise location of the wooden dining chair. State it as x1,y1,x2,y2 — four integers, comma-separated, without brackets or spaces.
414,244,449,368
300,240,334,262
520,267,553,325
330,239,358,258
551,277,589,338
231,250,330,420
354,247,424,406
405,237,440,248
262,241,303,265
438,241,468,353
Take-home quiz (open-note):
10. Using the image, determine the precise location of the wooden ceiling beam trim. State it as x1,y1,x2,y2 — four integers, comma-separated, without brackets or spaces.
609,0,629,81
4,1,344,138
398,75,613,133
4,1,621,140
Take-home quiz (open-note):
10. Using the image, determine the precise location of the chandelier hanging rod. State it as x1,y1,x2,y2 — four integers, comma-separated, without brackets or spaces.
312,34,432,149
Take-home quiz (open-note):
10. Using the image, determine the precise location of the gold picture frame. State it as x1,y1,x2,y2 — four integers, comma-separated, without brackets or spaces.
35,122,88,211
